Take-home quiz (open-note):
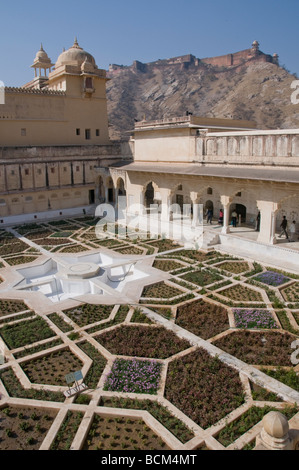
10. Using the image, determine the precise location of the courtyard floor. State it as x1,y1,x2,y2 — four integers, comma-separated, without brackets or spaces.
0,216,298,451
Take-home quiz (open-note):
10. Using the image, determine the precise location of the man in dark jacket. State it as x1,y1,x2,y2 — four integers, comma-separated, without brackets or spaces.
279,216,289,240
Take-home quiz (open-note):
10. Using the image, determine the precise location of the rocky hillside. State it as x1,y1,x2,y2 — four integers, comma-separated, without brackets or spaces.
106,58,299,140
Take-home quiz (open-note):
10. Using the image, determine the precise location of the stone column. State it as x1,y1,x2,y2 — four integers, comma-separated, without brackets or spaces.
221,195,232,234
190,192,200,227
192,203,200,227
270,210,277,245
257,200,278,245
190,192,196,226
95,185,99,203
113,188,118,205
160,188,171,222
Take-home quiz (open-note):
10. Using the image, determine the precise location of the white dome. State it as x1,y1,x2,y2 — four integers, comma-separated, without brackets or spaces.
55,39,96,69
33,44,52,66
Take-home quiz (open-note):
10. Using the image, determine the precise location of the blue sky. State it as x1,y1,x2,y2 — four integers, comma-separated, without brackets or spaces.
1,0,298,86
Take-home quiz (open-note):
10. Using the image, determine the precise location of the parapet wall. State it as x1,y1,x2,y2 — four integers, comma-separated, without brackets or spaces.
198,130,299,166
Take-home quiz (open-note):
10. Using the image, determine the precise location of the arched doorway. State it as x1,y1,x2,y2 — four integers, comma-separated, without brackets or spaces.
144,182,155,208
205,200,214,211
235,204,247,223
107,178,115,203
116,178,126,197
197,185,222,222
229,189,257,227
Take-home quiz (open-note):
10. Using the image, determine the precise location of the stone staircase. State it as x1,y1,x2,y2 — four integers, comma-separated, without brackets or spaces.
200,230,220,250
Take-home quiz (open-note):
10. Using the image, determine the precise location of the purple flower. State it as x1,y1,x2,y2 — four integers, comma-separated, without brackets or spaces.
103,358,162,394
233,309,278,329
254,271,289,287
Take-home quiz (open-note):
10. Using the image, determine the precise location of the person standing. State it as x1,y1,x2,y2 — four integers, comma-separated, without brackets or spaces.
289,220,296,242
256,211,261,232
279,215,289,240
206,208,213,224
231,210,237,228
218,209,224,225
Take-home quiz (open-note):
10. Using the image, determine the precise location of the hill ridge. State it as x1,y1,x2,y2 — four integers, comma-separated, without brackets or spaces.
106,42,299,140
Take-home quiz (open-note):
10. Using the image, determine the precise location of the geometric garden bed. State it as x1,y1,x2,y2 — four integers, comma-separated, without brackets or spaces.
0,219,298,451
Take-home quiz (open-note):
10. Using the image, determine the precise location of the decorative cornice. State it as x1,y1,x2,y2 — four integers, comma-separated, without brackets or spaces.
4,87,66,96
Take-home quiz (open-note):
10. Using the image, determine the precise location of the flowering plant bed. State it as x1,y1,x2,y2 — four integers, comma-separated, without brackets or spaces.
218,284,263,302
4,255,39,266
12,223,43,233
250,382,281,402
21,348,83,386
146,239,182,253
114,245,144,255
0,317,55,349
141,281,184,299
0,405,57,450
253,270,290,287
25,230,54,240
49,231,74,238
233,309,278,329
151,306,173,320
176,299,229,340
48,313,74,333
84,305,129,334
57,244,86,253
83,414,169,450
0,299,29,317
217,261,250,274
0,241,30,256
280,282,299,303
260,367,299,392
274,310,299,335
91,238,125,248
165,348,245,429
100,396,195,443
213,330,297,366
163,249,215,262
153,259,185,272
216,405,298,448
0,367,65,402
50,411,84,450
179,269,223,287
63,303,114,327
47,219,73,227
96,324,191,359
104,358,162,394
130,308,153,324
243,262,263,278
73,216,98,224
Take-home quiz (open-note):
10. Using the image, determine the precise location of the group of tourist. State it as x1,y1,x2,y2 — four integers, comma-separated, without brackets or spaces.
205,208,298,243
279,216,298,242
206,208,239,227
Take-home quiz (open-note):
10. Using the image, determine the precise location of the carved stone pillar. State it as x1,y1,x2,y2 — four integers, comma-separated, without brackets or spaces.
220,195,233,234
257,200,279,245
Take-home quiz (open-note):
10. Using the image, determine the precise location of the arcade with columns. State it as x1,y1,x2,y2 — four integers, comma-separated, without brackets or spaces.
96,115,299,253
